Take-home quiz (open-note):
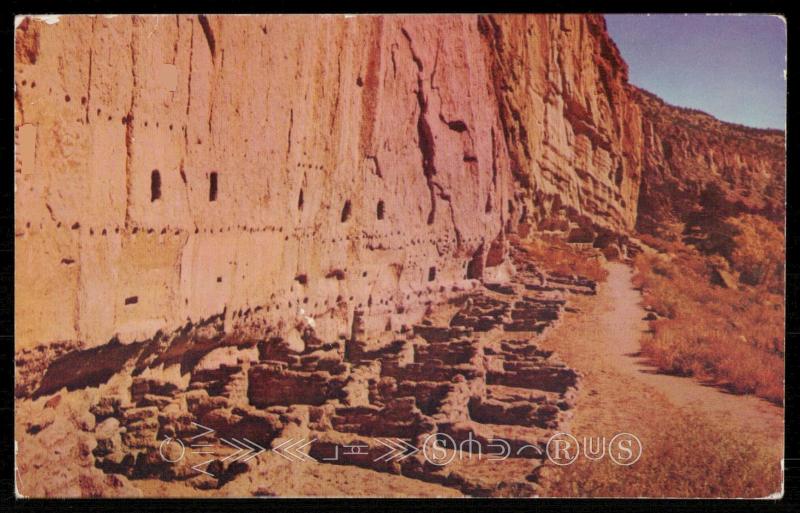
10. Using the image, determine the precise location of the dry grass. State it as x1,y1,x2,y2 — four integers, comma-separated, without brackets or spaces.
517,235,609,283
632,235,784,404
543,411,782,498
727,214,784,292
539,215,783,498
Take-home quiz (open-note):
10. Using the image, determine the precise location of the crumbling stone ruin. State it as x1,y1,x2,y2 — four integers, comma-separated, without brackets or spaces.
17,243,591,496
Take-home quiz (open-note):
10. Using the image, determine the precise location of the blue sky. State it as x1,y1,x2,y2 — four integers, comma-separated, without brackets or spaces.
605,14,786,130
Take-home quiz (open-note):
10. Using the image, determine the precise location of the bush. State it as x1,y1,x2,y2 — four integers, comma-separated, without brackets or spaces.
632,238,784,404
726,214,784,292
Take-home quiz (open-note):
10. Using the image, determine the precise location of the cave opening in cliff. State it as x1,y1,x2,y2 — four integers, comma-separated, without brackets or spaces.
341,200,352,222
209,172,218,202
150,170,161,202
428,266,436,281
377,200,385,220
298,189,304,211
466,244,485,280
614,162,624,186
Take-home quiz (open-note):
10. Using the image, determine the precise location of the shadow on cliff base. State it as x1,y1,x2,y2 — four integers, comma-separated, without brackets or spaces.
33,338,145,398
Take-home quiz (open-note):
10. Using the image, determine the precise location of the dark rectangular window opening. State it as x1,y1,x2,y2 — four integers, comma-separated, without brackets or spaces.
151,170,161,202
125,296,139,305
209,172,218,202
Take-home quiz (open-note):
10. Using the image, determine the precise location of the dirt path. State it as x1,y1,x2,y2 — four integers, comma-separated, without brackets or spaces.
600,262,784,437
536,260,784,495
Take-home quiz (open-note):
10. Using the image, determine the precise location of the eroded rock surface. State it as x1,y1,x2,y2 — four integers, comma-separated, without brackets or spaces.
14,14,655,358
634,88,785,234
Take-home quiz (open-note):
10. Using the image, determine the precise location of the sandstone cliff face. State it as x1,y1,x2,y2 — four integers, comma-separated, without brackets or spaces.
634,88,785,234
481,15,644,235
14,14,644,358
13,14,785,374
15,15,512,353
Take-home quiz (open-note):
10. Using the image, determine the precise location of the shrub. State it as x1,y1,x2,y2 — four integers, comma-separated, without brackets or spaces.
726,214,784,292
632,238,784,404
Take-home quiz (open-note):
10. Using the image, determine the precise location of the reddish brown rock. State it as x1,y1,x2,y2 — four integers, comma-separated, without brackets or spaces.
634,88,785,235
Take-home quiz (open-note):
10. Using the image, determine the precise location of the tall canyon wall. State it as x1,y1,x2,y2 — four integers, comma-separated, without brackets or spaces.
633,88,785,234
480,15,644,234
14,15,784,380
